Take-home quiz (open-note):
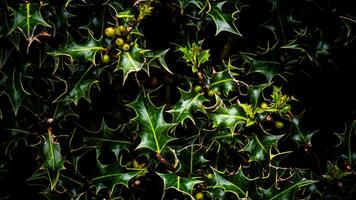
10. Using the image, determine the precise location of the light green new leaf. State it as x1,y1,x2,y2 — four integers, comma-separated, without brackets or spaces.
158,172,203,199
179,42,210,72
116,47,147,84
48,33,103,65
168,87,207,125
91,161,142,195
129,92,175,153
209,70,238,96
40,128,65,191
8,3,51,40
210,105,248,135
210,167,256,198
53,66,98,105
240,133,284,162
207,1,242,36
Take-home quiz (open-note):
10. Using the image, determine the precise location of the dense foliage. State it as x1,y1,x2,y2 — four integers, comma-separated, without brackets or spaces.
0,0,355,199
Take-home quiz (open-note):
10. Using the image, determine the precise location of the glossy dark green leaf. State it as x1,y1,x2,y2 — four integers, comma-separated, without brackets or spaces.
209,167,256,198
91,161,142,194
129,92,175,153
40,128,65,191
115,47,147,84
242,54,284,83
207,1,242,36
258,167,317,200
8,3,51,40
334,121,356,164
158,172,203,199
168,87,207,125
1,67,31,115
52,66,99,105
209,70,238,96
290,113,317,147
210,104,248,135
177,145,209,175
240,133,284,162
144,49,173,74
249,83,270,108
82,119,131,159
48,33,103,65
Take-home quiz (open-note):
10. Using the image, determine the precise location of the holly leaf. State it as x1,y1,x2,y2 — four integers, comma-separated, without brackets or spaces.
129,92,175,153
1,67,31,115
177,144,209,175
258,167,317,200
241,53,284,83
209,69,238,96
40,128,66,191
8,2,51,40
48,33,103,65
240,133,284,162
210,104,248,135
179,41,210,72
289,113,318,148
209,167,256,198
249,83,270,108
115,47,147,84
334,121,356,164
79,119,131,160
91,161,143,195
158,172,203,199
207,1,242,36
144,49,173,74
168,87,207,125
53,66,99,105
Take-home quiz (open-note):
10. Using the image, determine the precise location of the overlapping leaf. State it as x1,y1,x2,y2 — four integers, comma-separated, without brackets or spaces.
210,104,248,135
207,1,242,36
240,133,284,162
8,3,51,40
209,167,256,198
40,128,65,191
52,66,99,105
129,92,175,153
209,69,238,96
116,47,147,84
158,172,203,199
169,88,207,125
48,33,103,65
91,161,143,194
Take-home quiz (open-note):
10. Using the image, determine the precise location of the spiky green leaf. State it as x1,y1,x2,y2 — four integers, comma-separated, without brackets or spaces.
207,1,242,36
8,3,51,40
168,88,207,125
129,92,175,153
40,128,65,191
158,172,203,199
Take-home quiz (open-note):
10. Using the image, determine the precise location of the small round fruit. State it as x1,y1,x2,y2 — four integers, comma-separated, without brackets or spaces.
207,173,214,179
101,54,110,63
260,102,268,110
115,38,124,46
195,192,204,200
122,43,130,51
104,27,116,38
194,85,203,93
275,121,284,129
208,89,216,97
118,25,127,34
